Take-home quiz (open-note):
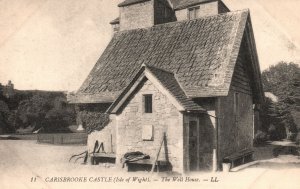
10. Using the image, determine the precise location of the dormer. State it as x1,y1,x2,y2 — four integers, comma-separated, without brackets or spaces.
173,0,230,21
117,0,176,31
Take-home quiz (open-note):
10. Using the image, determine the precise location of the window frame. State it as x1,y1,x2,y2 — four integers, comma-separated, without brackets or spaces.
143,94,153,113
188,6,200,20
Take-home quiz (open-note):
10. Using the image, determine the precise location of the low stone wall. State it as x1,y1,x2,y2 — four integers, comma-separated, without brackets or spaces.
87,115,116,154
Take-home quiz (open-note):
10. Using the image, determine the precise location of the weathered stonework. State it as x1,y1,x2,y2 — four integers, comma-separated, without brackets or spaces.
175,9,187,21
88,115,116,153
116,79,184,173
120,1,154,31
197,1,219,17
175,1,228,21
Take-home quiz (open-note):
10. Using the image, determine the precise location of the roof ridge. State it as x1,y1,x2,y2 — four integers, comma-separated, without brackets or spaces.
115,9,249,35
144,66,195,110
118,0,151,7
174,0,216,10
142,64,175,75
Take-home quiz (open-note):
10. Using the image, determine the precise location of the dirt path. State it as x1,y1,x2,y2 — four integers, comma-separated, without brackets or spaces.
0,140,300,189
0,140,87,188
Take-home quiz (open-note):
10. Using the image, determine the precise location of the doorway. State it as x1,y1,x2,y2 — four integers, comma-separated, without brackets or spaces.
189,118,199,171
188,115,214,172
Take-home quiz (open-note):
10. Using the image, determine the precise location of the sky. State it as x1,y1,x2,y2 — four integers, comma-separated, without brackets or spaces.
0,0,300,91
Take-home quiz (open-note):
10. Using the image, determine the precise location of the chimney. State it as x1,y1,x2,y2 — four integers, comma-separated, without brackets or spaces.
118,0,175,31
114,0,229,31
109,17,120,33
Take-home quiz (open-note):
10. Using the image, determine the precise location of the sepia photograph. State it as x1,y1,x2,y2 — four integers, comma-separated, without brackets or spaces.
0,0,299,188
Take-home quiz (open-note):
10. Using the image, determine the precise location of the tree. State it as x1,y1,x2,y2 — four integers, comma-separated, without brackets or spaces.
261,62,300,140
15,92,76,132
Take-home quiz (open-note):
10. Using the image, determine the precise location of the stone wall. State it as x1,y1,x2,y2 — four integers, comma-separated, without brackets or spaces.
116,79,184,173
198,1,218,17
0,80,15,98
175,1,219,21
175,9,188,21
120,1,154,31
88,115,116,154
76,103,116,154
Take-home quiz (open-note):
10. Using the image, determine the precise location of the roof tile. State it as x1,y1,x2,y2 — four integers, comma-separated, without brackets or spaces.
76,10,249,102
146,66,205,111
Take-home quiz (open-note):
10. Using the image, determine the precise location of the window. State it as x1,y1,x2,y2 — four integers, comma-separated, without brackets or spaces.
188,6,200,20
144,94,152,113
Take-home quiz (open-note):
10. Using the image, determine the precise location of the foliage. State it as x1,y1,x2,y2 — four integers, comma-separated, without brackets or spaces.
261,62,300,140
0,95,15,133
77,110,110,134
253,130,269,146
0,90,76,133
76,103,111,134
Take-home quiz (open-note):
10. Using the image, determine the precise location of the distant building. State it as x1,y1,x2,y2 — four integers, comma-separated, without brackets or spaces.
0,80,15,98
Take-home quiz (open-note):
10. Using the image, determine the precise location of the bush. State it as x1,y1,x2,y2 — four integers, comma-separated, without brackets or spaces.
254,130,269,146
295,133,300,145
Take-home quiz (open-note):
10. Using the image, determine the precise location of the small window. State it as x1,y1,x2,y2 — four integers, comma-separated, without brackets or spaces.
188,6,200,20
144,94,152,113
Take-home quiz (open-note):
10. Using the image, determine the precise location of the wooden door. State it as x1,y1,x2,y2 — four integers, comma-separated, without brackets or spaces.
189,120,199,171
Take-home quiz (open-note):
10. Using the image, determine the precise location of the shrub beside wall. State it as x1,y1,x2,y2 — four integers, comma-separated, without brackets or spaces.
76,103,111,133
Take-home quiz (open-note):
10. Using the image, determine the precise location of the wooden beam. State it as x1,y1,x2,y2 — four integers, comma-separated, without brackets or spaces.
151,132,165,173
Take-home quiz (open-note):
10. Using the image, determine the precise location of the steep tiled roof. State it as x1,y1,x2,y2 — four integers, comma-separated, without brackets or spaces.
118,0,151,7
74,10,250,103
107,65,205,113
146,66,205,111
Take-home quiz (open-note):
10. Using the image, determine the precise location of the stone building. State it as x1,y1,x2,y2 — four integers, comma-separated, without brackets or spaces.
69,0,264,173
0,80,15,99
